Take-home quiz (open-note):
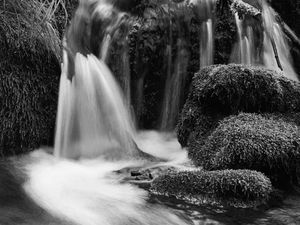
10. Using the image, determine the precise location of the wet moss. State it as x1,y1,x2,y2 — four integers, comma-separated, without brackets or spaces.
177,64,300,147
192,64,300,114
151,169,273,207
191,113,300,188
0,0,61,156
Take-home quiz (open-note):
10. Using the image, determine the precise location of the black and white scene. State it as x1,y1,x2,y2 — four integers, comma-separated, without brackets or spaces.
0,0,300,224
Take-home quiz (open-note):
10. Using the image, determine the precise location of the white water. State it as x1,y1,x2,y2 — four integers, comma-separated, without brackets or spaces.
261,2,298,81
233,13,255,65
200,19,214,68
160,0,216,130
232,1,298,81
51,1,192,224
25,131,190,225
191,0,216,68
54,50,136,159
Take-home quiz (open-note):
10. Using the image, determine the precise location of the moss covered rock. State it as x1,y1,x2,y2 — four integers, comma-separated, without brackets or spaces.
191,113,300,188
177,64,300,147
193,64,300,114
0,0,61,156
151,169,273,207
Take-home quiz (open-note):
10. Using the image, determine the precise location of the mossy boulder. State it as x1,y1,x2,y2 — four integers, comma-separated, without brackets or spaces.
177,64,300,147
151,169,273,207
192,64,300,114
190,113,300,188
0,0,61,156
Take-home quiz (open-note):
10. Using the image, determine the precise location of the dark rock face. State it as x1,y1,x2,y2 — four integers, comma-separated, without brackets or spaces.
270,0,300,36
214,2,237,64
0,0,61,156
270,0,300,74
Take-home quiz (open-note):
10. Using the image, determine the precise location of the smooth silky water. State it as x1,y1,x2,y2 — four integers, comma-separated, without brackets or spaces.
160,0,216,131
3,0,300,224
231,0,298,81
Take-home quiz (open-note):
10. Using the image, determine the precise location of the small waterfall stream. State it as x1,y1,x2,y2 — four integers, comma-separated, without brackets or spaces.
55,1,136,159
160,0,216,130
54,51,136,159
233,13,256,65
200,18,214,68
231,0,298,81
261,1,298,81
160,38,189,130
6,1,299,224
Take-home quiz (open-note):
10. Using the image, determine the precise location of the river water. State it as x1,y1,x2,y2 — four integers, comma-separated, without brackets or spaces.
0,131,296,225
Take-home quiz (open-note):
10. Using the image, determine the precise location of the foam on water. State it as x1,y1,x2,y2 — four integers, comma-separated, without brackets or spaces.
25,142,190,225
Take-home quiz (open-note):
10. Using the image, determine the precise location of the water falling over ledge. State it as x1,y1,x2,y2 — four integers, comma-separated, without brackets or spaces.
55,51,137,160
231,0,298,81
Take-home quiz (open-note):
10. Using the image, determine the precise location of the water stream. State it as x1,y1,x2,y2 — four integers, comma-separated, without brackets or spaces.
4,0,300,224
231,0,298,81
160,0,216,130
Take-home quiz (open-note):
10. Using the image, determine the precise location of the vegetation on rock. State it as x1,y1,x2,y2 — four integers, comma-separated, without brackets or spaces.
151,169,273,207
0,0,61,156
190,113,300,188
192,64,300,114
177,64,300,147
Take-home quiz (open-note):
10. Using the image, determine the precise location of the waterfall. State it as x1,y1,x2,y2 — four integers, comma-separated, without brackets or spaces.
54,52,136,159
233,13,256,65
191,0,216,68
160,0,216,131
160,39,189,130
54,0,137,160
261,1,298,81
200,18,214,67
231,1,298,81
121,40,131,106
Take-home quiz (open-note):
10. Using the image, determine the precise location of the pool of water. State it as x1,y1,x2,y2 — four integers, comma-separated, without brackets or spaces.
150,194,300,225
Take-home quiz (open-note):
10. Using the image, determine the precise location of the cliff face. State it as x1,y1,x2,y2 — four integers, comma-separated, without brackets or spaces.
270,0,300,36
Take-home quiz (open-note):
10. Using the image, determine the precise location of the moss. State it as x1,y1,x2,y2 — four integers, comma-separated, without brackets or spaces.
192,64,300,114
214,0,237,64
177,64,300,147
192,113,300,188
176,98,222,147
151,169,273,207
0,0,61,156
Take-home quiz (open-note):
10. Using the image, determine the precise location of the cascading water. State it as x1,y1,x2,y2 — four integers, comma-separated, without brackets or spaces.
121,40,131,106
34,1,191,224
191,0,216,68
231,0,298,81
232,13,256,65
261,1,298,81
54,51,136,159
200,18,214,67
54,1,137,160
160,0,215,130
24,149,189,225
160,38,189,130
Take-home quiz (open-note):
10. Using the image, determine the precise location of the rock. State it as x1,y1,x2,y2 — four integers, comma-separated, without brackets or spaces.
190,113,300,188
151,169,273,208
177,64,300,147
0,0,61,156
